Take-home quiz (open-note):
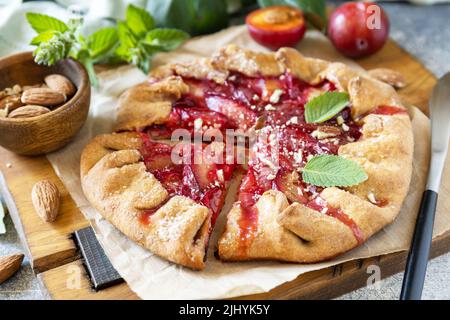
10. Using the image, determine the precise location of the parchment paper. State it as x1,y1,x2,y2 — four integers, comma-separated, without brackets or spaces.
47,26,450,300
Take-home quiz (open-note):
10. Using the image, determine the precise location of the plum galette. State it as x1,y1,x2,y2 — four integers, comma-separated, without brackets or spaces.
80,45,413,270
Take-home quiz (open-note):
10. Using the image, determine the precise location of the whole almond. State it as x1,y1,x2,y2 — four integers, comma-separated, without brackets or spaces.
45,74,76,98
8,105,51,118
21,88,66,107
0,253,24,284
32,180,60,222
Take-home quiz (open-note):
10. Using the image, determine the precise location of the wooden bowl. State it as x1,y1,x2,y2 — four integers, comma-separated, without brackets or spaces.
0,52,90,155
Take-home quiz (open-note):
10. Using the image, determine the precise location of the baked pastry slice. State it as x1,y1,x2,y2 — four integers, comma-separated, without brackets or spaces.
81,132,236,269
80,45,413,269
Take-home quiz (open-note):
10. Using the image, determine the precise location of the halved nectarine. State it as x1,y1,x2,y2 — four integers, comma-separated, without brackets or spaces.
246,6,306,50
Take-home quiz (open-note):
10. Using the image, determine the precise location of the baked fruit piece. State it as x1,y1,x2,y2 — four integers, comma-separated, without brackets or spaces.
80,44,413,269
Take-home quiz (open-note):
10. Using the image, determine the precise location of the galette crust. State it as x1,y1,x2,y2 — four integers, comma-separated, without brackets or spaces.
81,133,211,270
218,112,413,263
83,45,414,267
115,76,189,132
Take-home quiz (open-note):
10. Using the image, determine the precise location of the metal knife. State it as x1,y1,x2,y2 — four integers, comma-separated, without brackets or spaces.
400,72,450,300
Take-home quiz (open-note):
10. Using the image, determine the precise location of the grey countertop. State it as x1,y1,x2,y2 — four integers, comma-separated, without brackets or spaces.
1,1,450,300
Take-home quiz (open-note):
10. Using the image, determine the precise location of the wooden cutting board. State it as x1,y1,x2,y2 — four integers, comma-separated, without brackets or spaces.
1,39,448,300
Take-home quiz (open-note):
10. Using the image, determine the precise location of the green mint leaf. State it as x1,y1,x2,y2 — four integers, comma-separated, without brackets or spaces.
0,197,6,234
30,30,57,45
114,43,132,62
305,92,349,123
118,21,138,48
126,4,155,38
142,28,189,52
302,155,368,187
87,27,118,60
26,12,68,33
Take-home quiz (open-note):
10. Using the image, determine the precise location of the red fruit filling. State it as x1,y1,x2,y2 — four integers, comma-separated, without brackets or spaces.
372,105,406,116
237,105,363,251
140,71,404,252
139,133,235,228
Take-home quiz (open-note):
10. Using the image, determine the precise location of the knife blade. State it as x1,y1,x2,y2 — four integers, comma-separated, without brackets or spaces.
400,72,450,300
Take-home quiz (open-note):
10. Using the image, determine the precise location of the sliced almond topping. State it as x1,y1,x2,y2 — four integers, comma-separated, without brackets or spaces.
193,118,203,130
311,127,340,139
265,104,276,111
217,169,224,183
341,123,350,132
269,89,283,104
367,192,377,204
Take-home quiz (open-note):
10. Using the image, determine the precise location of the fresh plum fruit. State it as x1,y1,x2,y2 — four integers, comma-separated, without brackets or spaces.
328,2,389,58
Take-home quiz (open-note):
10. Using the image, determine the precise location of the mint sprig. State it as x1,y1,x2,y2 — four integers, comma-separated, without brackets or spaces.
114,5,189,74
26,4,189,87
302,154,368,187
26,13,114,87
305,92,350,124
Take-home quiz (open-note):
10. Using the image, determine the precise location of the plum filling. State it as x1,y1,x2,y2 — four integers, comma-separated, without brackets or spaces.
236,105,364,251
140,71,404,252
146,73,337,138
138,133,235,228
372,105,407,116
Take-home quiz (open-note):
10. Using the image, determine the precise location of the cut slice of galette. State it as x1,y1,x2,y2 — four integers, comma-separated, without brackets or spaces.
80,45,413,269
81,132,236,270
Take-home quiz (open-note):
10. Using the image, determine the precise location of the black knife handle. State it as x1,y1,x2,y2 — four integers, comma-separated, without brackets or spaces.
400,190,438,300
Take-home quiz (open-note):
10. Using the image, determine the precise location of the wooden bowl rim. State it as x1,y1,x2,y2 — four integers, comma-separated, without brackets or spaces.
0,51,89,124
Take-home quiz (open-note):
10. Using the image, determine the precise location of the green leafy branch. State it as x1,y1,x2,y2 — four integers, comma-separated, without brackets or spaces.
26,4,189,88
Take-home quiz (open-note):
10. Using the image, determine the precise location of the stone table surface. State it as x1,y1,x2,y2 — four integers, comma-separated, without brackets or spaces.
1,2,450,300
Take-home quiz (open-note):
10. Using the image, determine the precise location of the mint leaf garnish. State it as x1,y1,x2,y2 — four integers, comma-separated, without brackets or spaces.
142,28,189,52
305,92,349,123
26,13,68,33
117,21,138,51
302,154,368,187
87,27,118,60
126,4,155,38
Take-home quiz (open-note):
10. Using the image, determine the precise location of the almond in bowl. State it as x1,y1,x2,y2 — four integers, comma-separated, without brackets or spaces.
0,51,90,155
0,74,76,119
